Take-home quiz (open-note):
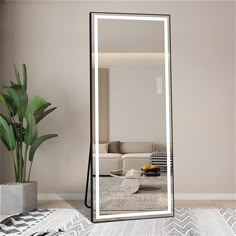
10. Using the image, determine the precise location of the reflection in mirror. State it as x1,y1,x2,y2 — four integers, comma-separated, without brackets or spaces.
90,12,173,222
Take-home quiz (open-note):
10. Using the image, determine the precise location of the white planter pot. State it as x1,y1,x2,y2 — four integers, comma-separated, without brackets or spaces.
0,181,37,215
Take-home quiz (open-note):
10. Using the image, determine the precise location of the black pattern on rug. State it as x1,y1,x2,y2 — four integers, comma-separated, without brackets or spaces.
0,209,55,235
0,208,94,236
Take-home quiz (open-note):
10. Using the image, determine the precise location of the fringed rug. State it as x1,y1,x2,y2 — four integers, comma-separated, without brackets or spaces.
1,208,236,236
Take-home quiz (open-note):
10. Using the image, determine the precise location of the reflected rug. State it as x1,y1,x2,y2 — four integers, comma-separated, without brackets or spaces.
99,176,168,212
1,208,236,236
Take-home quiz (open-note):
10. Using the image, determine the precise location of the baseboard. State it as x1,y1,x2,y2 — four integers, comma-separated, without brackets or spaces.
175,194,236,200
38,193,236,201
38,193,85,200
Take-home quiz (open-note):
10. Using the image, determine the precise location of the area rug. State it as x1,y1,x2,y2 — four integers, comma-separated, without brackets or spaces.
0,208,94,236
90,208,236,236
1,208,236,236
98,176,168,212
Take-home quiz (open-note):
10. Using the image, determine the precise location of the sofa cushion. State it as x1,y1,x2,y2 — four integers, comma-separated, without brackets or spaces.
92,153,122,175
93,153,122,159
122,153,151,170
93,143,108,153
122,153,151,159
108,141,120,153
120,142,153,154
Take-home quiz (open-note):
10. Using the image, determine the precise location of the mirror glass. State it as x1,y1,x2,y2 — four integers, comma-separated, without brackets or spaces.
90,12,174,222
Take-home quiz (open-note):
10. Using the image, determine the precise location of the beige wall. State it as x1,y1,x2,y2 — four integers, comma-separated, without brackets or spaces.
0,1,235,196
92,68,110,143
109,65,166,147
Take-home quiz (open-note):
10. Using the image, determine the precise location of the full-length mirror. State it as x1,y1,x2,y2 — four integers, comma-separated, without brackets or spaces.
90,12,174,222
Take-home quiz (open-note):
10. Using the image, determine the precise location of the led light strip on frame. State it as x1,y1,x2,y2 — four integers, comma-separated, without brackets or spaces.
93,13,172,220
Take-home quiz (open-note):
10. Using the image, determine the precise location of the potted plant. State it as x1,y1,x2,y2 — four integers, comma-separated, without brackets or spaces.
0,64,58,214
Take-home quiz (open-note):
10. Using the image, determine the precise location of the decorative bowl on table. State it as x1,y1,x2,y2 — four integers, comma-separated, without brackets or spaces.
141,165,160,176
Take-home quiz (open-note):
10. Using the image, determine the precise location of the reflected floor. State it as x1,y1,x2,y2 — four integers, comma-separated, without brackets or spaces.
95,175,168,215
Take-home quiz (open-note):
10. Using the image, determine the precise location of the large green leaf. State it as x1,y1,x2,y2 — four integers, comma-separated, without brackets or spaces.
0,94,10,114
22,64,27,91
26,96,56,123
14,64,21,85
27,96,51,115
35,107,57,124
0,94,17,117
25,113,38,145
3,94,17,116
0,114,16,150
0,113,11,125
29,134,58,162
0,133,11,151
7,85,28,119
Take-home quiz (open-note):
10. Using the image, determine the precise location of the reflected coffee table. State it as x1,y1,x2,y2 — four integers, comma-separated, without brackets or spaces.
110,169,160,194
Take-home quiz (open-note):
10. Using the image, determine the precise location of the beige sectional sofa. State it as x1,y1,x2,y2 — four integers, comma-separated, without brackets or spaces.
92,142,159,175
94,153,123,175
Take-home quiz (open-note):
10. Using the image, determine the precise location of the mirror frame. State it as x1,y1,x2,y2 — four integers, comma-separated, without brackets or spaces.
89,12,174,223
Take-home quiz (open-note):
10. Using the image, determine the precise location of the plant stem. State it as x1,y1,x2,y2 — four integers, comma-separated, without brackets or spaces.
19,117,23,182
16,142,20,181
10,117,19,182
11,151,18,182
27,161,33,182
23,145,29,182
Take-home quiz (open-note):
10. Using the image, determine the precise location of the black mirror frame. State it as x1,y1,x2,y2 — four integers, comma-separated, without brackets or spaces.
86,11,175,223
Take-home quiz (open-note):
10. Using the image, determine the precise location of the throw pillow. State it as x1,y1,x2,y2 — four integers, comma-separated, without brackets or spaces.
108,141,120,153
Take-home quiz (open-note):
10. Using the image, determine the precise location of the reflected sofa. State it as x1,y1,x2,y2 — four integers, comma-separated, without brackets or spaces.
92,142,160,175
